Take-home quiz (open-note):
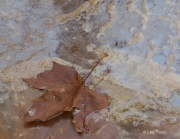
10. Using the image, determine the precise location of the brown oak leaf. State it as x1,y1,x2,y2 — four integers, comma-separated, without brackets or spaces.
22,54,109,132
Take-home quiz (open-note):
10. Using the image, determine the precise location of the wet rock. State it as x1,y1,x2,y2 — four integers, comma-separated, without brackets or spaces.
1,0,180,138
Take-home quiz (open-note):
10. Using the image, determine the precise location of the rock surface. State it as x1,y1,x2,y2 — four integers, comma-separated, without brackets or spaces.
1,0,180,138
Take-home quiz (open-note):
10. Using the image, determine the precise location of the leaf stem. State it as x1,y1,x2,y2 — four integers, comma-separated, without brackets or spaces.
83,53,108,83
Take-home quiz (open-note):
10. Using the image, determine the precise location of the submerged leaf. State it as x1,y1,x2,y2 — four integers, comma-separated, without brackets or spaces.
22,59,109,132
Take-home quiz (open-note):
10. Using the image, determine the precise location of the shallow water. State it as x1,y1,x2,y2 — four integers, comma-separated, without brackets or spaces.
0,77,180,139
1,0,180,138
